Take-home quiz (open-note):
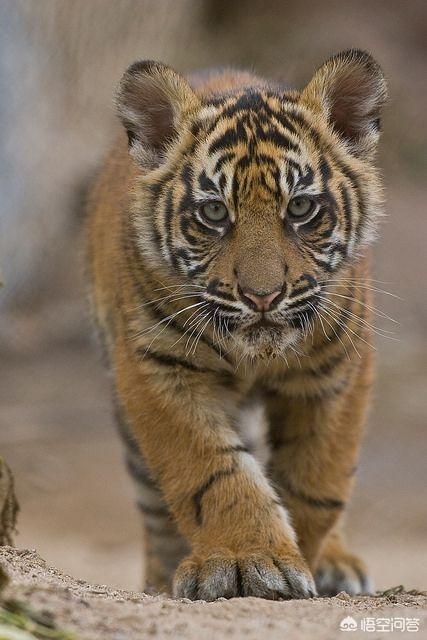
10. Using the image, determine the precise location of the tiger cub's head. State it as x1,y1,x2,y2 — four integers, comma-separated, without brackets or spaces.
116,51,387,357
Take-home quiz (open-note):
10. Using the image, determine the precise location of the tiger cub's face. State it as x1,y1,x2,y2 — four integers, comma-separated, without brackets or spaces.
117,52,387,356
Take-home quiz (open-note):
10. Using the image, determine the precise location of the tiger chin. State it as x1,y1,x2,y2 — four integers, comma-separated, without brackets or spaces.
86,50,387,601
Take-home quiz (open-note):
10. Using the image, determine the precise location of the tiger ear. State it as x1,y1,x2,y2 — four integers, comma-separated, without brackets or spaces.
115,60,200,167
301,50,388,156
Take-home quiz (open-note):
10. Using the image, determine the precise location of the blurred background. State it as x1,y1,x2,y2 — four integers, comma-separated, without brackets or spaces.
0,0,426,591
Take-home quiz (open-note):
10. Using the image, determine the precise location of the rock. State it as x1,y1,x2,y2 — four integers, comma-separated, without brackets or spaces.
0,459,19,547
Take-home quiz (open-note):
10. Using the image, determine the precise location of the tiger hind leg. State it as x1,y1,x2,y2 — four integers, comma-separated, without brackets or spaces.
117,411,189,593
314,529,373,596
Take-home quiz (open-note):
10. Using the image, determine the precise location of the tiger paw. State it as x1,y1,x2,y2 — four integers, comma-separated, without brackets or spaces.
173,549,317,601
315,550,372,596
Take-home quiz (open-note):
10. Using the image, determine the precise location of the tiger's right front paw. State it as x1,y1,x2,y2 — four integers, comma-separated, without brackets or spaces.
173,549,317,602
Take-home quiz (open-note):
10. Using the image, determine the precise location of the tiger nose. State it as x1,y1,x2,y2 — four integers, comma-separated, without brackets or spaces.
240,287,282,312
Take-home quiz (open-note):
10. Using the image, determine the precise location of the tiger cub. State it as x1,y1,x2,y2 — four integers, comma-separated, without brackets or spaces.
86,50,387,600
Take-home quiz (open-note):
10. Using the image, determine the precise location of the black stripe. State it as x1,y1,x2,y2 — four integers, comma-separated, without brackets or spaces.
145,522,178,537
210,300,241,314
335,161,364,240
198,170,219,195
125,454,153,487
164,187,177,268
206,279,237,302
338,183,353,243
209,127,241,154
272,433,306,449
298,166,315,189
289,285,315,299
231,168,240,212
214,152,235,174
235,562,244,596
114,402,140,451
193,466,237,525
305,350,348,379
219,91,266,117
281,477,345,510
306,377,352,400
137,501,169,518
216,445,249,454
137,347,231,377
178,163,195,213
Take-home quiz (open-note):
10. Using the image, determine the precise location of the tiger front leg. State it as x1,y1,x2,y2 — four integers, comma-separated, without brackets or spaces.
115,337,316,601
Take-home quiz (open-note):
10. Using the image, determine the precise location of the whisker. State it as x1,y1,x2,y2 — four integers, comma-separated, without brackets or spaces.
289,345,303,368
167,304,210,351
320,297,397,338
307,301,330,344
320,280,403,301
141,303,206,355
319,303,377,356
133,301,206,339
315,306,351,360
320,277,392,284
132,291,204,312
185,311,211,355
191,314,213,356
320,290,398,324
152,281,205,293
318,304,363,358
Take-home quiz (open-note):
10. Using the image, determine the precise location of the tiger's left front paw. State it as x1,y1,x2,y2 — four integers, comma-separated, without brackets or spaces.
315,550,372,596
173,549,317,601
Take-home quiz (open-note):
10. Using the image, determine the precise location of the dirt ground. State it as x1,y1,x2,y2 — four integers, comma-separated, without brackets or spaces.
0,547,426,640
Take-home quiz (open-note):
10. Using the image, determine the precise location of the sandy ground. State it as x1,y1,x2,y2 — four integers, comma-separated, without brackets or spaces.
0,546,426,640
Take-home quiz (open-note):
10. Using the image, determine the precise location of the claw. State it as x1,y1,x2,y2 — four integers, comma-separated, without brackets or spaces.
173,551,315,601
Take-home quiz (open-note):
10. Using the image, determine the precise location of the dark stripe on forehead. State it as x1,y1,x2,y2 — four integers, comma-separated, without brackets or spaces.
284,108,322,147
208,118,299,156
319,157,332,184
198,170,219,195
220,91,268,115
286,158,302,191
214,151,235,174
297,166,315,189
218,173,227,193
209,127,241,155
218,92,299,136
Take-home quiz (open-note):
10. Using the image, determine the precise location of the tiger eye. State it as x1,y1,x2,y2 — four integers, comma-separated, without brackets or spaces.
287,195,314,219
201,201,229,223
